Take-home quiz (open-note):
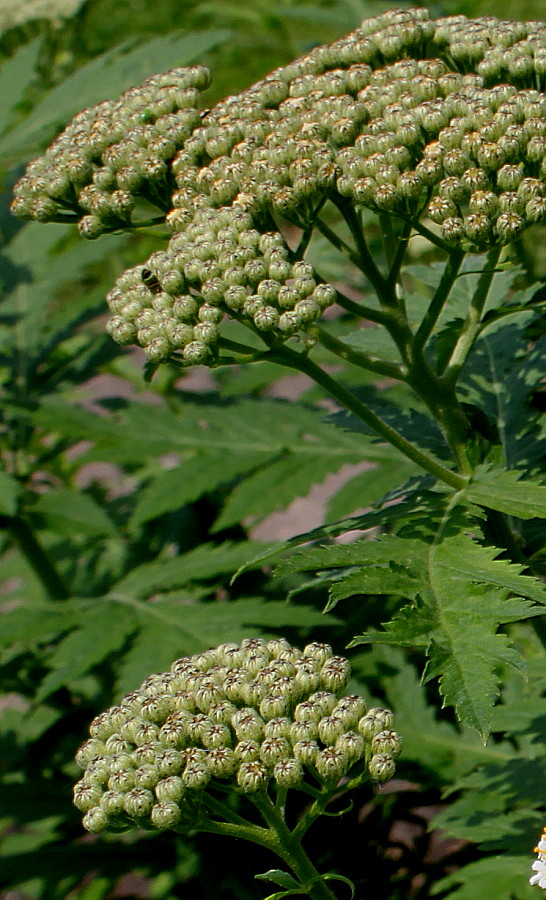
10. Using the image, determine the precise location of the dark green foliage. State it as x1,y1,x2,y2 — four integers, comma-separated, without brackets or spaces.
2,1,546,899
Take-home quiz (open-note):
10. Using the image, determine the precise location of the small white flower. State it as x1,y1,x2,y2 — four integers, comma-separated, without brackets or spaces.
530,829,546,888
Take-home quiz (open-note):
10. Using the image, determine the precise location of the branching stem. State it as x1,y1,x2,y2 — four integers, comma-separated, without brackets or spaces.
265,345,467,490
442,247,502,384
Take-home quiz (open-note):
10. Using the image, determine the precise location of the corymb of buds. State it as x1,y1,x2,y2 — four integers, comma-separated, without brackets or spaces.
74,639,401,834
13,9,546,367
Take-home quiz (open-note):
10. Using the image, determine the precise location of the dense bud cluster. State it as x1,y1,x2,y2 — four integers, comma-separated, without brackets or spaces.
74,639,401,834
12,9,546,365
11,66,210,237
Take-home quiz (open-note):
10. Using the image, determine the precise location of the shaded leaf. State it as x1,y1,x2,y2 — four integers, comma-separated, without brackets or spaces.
33,488,117,536
465,468,546,519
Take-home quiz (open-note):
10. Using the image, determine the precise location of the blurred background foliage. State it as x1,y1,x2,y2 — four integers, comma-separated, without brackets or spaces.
1,1,546,899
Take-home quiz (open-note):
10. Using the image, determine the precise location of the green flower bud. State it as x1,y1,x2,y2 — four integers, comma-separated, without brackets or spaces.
73,781,104,812
231,708,264,741
263,717,292,739
83,807,109,833
358,708,394,741
155,775,185,803
293,739,320,766
108,770,136,793
207,748,238,778
368,753,396,783
318,715,347,745
182,760,211,790
235,740,261,762
100,790,125,816
156,749,185,777
320,656,351,692
134,764,161,789
260,736,292,766
237,760,269,793
124,788,155,819
76,738,108,767
273,758,304,788
335,730,366,762
371,729,403,758
151,801,182,829
315,747,350,782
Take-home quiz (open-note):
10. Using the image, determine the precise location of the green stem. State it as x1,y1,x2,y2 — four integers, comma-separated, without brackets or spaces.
413,249,465,354
314,325,407,381
441,247,501,385
333,197,388,301
314,217,363,269
265,345,467,490
0,515,70,600
379,213,397,269
385,220,412,293
251,792,339,900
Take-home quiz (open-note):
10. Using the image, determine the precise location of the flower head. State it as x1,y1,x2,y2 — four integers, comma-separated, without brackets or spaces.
74,639,400,834
531,828,546,889
12,10,546,366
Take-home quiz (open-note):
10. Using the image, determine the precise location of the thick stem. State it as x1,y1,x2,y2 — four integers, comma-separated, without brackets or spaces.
413,249,465,354
441,247,502,385
314,326,407,381
265,345,467,490
333,198,388,301
0,515,70,600
251,792,339,900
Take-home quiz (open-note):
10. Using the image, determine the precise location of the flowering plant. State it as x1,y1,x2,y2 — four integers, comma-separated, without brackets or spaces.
2,3,546,898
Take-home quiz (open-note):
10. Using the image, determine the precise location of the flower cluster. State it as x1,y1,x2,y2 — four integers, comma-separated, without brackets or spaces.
0,0,85,35
11,66,210,237
531,828,546,889
74,638,401,834
12,8,546,365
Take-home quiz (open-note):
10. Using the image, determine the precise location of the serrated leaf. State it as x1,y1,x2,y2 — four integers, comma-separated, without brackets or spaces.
346,524,544,734
113,541,276,597
33,487,117,536
371,646,505,780
432,855,538,900
327,565,421,611
131,452,259,527
36,602,135,701
465,468,546,519
2,30,231,157
213,453,347,531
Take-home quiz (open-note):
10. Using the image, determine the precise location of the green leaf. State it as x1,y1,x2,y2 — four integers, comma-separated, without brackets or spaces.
1,30,231,157
130,452,259,527
346,524,545,735
370,646,506,781
0,604,70,649
0,39,42,137
36,601,135,701
33,487,117,536
465,468,546,519
326,459,419,521
0,468,21,515
432,855,538,900
113,541,276,597
255,871,302,890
